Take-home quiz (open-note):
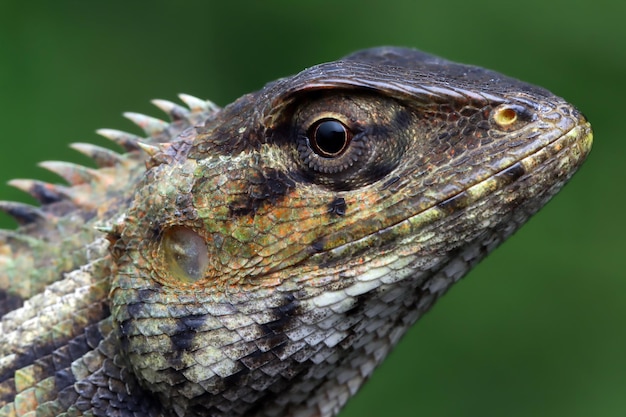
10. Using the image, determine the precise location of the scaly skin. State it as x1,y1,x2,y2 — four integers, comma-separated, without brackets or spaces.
0,47,592,417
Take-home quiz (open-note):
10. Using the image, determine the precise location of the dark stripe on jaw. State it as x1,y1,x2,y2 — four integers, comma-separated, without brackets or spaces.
437,162,526,214
171,315,209,352
253,293,301,355
266,295,302,337
168,314,210,375
493,161,526,185
343,293,372,317
437,191,471,214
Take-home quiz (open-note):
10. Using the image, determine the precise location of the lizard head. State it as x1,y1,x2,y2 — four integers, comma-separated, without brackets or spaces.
109,47,592,416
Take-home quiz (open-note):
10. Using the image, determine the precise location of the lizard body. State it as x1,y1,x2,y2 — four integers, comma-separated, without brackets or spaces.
0,47,592,417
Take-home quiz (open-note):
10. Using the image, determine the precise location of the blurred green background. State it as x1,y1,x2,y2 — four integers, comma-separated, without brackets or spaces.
0,1,623,416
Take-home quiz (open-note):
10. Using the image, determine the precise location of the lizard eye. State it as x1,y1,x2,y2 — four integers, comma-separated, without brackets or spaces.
297,116,368,175
289,93,410,190
160,226,209,283
308,118,352,157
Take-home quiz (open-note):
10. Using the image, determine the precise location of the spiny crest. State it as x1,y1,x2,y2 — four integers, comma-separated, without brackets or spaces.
70,143,125,168
0,94,220,307
0,94,220,227
38,161,104,186
0,201,46,226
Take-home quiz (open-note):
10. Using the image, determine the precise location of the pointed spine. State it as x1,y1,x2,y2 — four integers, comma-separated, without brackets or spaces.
123,112,169,137
151,99,190,121
136,142,173,168
70,143,124,168
7,179,70,204
0,201,45,225
93,224,115,234
96,128,142,151
178,94,220,113
38,161,101,186
136,141,161,157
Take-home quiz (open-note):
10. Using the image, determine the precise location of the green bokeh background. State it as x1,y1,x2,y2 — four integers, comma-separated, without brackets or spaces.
0,1,623,416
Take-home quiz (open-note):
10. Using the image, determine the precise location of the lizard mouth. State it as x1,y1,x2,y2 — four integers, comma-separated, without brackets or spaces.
407,118,593,236
433,120,593,216
310,117,593,266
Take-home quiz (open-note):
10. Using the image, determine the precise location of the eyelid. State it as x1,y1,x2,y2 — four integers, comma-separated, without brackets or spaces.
302,112,353,132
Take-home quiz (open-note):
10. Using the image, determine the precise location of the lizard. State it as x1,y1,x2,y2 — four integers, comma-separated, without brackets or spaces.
0,46,592,417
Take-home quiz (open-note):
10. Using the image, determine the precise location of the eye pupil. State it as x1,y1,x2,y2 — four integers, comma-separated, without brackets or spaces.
309,119,351,157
